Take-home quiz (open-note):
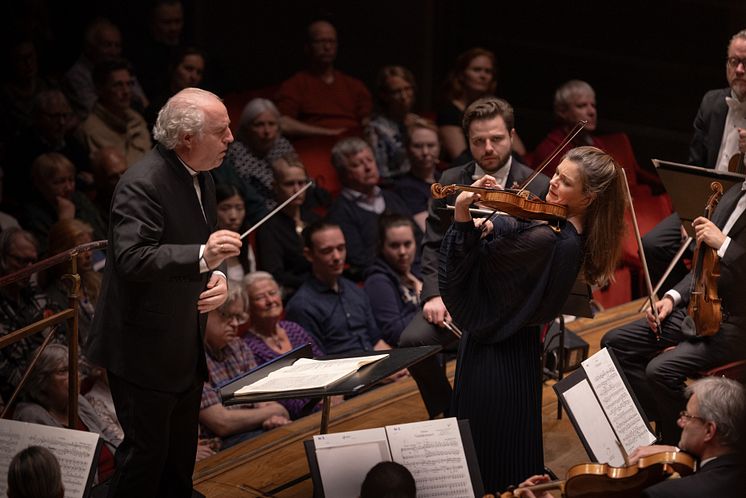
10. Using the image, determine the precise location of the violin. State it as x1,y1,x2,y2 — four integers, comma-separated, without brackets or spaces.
430,120,587,223
493,450,696,498
682,182,724,337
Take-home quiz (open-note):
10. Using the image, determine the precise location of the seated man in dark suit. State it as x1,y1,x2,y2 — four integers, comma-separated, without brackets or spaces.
602,179,746,445
630,377,746,498
399,96,550,418
326,136,418,281
643,29,746,292
284,221,389,355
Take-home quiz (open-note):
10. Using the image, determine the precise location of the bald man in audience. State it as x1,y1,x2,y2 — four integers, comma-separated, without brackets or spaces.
90,147,127,225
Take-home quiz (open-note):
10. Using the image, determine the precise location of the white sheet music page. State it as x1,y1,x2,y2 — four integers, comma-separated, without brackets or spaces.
386,418,474,498
563,378,626,466
314,427,391,498
582,348,657,455
0,419,99,498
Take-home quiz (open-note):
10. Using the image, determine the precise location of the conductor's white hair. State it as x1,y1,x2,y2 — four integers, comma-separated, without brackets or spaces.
153,88,221,149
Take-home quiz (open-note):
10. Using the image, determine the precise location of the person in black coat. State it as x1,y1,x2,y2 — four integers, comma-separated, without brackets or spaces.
87,88,242,497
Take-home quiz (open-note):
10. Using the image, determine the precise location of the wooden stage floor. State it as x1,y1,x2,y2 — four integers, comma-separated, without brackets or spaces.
193,299,646,497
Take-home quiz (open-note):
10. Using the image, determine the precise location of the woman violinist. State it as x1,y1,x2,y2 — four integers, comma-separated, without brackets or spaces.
440,146,626,492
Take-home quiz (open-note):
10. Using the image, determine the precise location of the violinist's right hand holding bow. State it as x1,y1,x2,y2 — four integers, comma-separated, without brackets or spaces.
506,474,553,498
646,296,674,333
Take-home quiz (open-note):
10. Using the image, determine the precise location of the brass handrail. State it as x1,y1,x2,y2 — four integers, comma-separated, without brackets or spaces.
1,239,107,427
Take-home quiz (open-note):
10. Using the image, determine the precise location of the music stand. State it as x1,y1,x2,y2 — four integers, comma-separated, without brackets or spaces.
544,279,594,419
652,159,744,235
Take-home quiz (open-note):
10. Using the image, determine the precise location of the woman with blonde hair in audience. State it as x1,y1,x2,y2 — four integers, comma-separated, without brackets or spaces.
242,271,323,418
438,47,526,162
220,98,296,209
366,65,420,180
14,344,120,482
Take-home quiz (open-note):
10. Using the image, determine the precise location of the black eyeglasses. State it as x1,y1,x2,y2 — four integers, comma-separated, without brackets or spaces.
678,410,706,424
726,57,746,69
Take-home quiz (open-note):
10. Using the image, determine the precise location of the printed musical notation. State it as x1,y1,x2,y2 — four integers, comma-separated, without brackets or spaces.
0,419,99,498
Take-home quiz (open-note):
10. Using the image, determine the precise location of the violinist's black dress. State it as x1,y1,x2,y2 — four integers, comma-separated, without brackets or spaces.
440,217,585,493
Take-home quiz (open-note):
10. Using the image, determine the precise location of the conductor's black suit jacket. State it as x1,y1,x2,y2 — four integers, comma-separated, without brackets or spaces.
88,144,216,392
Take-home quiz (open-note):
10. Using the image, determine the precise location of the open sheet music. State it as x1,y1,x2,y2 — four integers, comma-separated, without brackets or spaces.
0,419,100,498
554,347,657,467
235,353,388,394
309,417,481,498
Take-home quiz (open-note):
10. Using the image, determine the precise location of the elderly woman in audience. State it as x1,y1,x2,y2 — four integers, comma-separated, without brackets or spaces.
215,183,256,282
199,286,290,449
7,446,64,498
22,153,106,255
255,155,318,299
221,98,296,209
14,344,120,482
242,271,324,418
40,219,100,349
393,118,441,231
437,47,526,162
366,65,419,180
364,215,422,347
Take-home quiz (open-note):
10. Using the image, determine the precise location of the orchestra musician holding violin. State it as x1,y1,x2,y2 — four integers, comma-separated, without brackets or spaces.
439,146,626,492
504,377,745,498
398,97,550,419
602,178,746,447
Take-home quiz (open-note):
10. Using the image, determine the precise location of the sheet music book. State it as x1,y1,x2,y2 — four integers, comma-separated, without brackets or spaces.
234,353,388,395
0,419,101,498
305,418,484,498
554,348,657,467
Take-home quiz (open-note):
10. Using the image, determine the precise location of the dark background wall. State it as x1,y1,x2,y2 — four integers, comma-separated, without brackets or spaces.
7,0,746,167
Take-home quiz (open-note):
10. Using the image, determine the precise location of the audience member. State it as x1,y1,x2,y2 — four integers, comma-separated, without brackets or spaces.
6,446,64,498
0,38,56,136
399,97,549,418
602,178,746,445
4,89,89,202
90,146,128,226
84,367,125,447
145,46,206,128
39,219,100,349
22,153,106,255
0,167,20,229
219,98,296,209
359,461,416,498
364,215,421,347
242,271,323,418
215,183,256,282
127,0,185,98
393,118,442,230
326,137,417,280
63,17,148,119
366,65,419,180
437,47,526,162
0,228,54,401
75,58,152,166
643,29,746,293
255,154,318,299
14,344,119,482
199,287,290,449
275,19,372,138
284,221,386,354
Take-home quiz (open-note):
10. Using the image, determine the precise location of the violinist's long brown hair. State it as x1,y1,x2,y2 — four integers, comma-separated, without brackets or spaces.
565,146,626,286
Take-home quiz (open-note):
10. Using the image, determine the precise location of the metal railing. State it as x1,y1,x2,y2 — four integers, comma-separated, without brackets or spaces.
0,240,107,427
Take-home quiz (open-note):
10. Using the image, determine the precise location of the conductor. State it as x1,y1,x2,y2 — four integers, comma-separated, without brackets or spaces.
87,88,242,497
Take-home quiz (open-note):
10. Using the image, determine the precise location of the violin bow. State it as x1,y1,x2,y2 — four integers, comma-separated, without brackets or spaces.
239,181,314,240
515,120,587,196
620,169,662,337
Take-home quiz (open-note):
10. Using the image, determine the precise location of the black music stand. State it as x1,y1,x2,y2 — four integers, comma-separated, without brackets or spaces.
219,345,442,435
543,279,594,419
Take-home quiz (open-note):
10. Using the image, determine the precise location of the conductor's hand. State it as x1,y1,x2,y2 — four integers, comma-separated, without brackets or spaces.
203,229,242,270
198,274,228,313
692,216,726,251
423,296,451,326
646,295,674,332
